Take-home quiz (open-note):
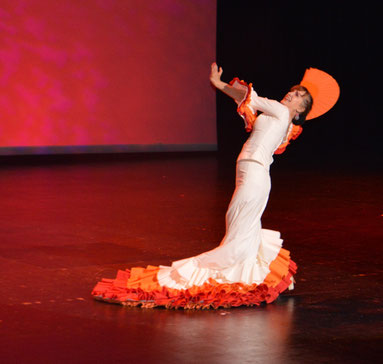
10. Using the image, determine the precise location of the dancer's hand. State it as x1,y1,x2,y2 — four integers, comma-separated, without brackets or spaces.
210,62,223,88
209,62,245,103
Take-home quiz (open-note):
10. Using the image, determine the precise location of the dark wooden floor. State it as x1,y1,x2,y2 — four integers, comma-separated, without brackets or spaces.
0,152,382,363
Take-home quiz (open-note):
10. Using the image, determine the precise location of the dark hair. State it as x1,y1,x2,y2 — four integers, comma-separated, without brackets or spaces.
290,85,313,126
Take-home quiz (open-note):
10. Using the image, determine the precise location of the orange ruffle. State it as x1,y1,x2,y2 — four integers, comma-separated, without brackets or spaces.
91,248,297,309
229,78,257,132
274,124,303,154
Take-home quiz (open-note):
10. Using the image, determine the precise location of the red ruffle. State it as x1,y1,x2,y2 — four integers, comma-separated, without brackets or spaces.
92,260,297,310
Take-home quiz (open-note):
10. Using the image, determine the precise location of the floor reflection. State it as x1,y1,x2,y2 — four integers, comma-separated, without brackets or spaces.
91,297,296,363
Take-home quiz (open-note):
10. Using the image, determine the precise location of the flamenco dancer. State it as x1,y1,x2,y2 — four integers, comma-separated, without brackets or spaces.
92,63,340,309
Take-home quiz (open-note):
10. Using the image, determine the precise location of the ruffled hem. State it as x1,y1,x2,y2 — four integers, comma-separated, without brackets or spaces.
229,77,257,132
91,249,297,310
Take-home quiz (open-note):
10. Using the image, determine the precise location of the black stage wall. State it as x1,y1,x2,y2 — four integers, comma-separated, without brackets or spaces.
216,1,380,169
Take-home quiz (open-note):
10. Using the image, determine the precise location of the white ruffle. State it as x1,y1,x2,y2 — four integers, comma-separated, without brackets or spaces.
157,228,283,290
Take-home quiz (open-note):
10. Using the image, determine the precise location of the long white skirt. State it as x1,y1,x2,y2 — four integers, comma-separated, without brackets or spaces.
92,160,296,308
157,160,283,289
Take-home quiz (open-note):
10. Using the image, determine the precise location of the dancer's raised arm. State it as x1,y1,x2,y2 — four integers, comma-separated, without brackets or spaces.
210,62,246,103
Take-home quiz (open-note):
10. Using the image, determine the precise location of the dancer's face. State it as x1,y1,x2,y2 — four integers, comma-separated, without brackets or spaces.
281,88,307,114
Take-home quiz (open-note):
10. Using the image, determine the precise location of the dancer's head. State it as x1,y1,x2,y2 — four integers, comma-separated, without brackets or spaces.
281,85,313,125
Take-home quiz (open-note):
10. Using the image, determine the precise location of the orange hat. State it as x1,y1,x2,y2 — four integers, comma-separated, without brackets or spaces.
300,68,340,120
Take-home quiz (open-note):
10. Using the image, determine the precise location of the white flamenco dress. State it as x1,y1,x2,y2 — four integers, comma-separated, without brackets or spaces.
92,79,298,309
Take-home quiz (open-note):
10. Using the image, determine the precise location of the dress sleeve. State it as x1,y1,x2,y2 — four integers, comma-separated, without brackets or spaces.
230,78,289,132
229,78,256,132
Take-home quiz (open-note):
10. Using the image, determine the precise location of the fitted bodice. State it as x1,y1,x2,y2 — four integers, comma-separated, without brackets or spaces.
235,88,291,168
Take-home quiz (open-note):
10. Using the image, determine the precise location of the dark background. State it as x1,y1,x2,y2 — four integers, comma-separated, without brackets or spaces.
1,1,380,171
216,1,380,170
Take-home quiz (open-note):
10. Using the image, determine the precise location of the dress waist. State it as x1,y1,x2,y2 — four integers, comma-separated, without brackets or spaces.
237,158,270,171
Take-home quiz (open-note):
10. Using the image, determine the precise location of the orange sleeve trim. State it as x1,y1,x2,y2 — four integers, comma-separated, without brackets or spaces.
229,77,257,132
274,124,303,155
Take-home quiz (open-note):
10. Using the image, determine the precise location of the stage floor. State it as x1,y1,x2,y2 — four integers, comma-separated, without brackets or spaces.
0,152,382,363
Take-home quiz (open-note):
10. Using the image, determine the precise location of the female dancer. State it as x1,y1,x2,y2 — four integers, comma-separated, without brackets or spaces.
92,63,339,309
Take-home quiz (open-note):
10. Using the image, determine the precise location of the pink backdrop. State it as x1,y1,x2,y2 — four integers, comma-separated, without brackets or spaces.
0,0,216,154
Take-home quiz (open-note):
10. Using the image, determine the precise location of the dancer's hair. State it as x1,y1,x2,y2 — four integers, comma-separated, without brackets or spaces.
290,85,313,125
